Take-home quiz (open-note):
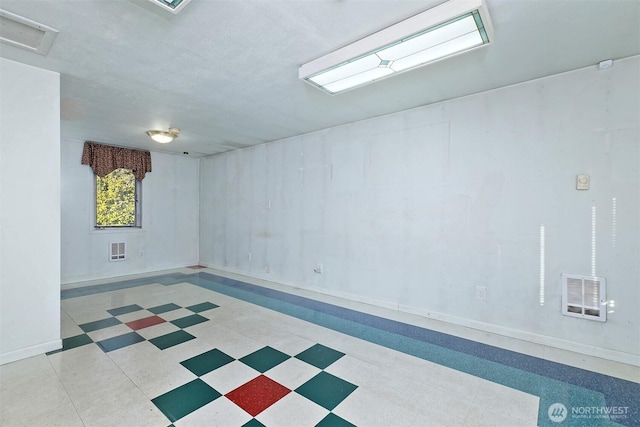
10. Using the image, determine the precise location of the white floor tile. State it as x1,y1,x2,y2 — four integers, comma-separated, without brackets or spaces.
264,357,321,390
256,392,329,427
201,360,260,395
86,323,133,342
135,321,181,340
115,309,154,323
0,355,83,427
174,397,252,427
108,341,198,398
332,386,406,427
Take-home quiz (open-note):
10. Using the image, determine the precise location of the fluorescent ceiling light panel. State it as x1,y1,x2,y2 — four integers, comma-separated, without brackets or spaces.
0,9,58,55
299,0,493,95
148,0,192,14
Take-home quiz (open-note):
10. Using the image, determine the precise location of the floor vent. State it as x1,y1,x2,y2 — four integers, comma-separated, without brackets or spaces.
561,273,606,322
109,242,126,262
0,9,58,55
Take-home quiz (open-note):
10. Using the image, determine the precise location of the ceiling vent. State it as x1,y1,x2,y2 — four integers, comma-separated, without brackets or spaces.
148,0,192,14
0,9,58,55
561,273,607,322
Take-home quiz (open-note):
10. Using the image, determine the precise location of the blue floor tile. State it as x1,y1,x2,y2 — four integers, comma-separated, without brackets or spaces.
96,332,145,352
79,317,121,332
107,304,144,316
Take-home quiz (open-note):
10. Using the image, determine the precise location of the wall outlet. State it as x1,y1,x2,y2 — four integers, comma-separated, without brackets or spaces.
314,263,323,274
476,286,487,301
247,252,252,261
265,264,270,273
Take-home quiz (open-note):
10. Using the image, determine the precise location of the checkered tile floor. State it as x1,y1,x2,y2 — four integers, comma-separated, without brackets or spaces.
6,271,631,427
48,300,358,426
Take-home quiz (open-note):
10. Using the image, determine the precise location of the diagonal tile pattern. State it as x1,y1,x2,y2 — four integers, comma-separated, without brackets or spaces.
45,296,359,424
22,271,628,426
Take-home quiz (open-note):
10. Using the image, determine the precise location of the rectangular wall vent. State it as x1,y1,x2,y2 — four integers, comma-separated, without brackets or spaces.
0,9,58,55
561,273,606,322
109,242,126,262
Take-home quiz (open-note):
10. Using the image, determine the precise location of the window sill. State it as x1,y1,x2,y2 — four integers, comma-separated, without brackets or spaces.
90,227,145,235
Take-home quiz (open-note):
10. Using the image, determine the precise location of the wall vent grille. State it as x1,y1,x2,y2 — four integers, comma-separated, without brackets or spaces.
0,9,58,55
561,273,606,322
109,242,126,262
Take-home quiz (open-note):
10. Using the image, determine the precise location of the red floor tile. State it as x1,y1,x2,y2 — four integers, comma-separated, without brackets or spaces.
225,375,291,417
125,315,166,330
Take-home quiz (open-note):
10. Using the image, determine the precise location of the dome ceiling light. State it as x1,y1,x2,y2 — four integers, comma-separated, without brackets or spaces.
147,127,180,144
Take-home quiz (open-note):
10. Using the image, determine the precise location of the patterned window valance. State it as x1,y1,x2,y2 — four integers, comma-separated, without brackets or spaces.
81,141,152,181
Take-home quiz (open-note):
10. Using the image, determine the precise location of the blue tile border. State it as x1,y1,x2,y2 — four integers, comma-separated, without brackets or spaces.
61,272,188,299
61,271,640,427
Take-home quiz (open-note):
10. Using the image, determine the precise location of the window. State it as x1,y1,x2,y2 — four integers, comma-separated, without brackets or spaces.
95,168,141,228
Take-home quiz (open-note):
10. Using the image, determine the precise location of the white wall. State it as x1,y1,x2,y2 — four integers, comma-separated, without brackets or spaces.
200,57,640,364
0,58,61,364
61,139,199,283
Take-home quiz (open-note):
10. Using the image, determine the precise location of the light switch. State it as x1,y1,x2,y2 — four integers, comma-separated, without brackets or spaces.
577,174,590,190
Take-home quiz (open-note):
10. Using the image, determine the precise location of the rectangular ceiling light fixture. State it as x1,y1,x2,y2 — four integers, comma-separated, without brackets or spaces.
148,0,192,14
299,0,493,95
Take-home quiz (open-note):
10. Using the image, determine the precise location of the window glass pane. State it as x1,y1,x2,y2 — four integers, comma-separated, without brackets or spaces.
96,168,137,227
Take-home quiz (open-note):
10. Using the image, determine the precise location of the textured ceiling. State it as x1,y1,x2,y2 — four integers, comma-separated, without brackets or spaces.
1,0,638,157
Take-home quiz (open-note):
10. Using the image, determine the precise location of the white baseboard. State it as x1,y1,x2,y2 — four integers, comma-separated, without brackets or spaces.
397,304,640,367
199,263,640,368
60,261,200,286
0,339,62,365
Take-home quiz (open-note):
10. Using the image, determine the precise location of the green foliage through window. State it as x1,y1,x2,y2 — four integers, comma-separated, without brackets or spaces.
96,168,139,227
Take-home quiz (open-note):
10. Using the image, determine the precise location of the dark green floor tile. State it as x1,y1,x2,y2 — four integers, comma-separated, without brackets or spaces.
107,304,143,316
171,314,208,329
152,379,221,422
181,348,234,376
79,317,121,332
47,334,94,355
239,346,290,373
62,333,94,351
149,330,196,350
295,372,357,410
186,302,219,313
96,332,145,352
243,419,266,427
316,413,356,427
296,343,345,369
148,303,182,314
